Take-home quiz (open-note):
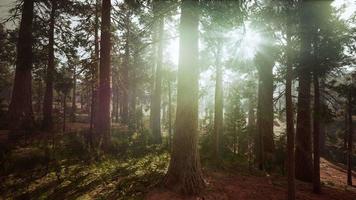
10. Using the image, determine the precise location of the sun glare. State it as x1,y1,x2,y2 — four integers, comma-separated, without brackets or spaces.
239,28,262,59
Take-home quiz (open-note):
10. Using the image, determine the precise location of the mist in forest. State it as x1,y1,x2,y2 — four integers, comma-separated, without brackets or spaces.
0,0,355,199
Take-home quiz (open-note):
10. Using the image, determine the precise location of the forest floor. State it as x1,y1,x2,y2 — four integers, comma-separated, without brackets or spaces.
0,122,356,200
146,158,356,200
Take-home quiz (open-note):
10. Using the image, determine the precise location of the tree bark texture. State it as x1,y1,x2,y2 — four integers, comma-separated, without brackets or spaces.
95,0,111,150
164,0,205,194
8,0,35,131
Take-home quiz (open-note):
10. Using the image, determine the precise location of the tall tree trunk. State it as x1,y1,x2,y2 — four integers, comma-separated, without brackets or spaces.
152,4,164,144
313,73,321,193
247,98,255,167
168,79,172,150
8,0,35,131
164,0,205,194
129,69,137,130
286,14,295,200
90,0,100,135
213,44,223,160
256,54,274,170
347,86,353,186
319,81,326,155
95,0,111,150
295,0,313,183
295,71,313,182
121,13,130,125
256,79,264,170
42,0,56,130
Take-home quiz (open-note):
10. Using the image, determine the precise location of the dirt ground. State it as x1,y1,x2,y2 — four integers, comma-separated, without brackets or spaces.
146,158,356,200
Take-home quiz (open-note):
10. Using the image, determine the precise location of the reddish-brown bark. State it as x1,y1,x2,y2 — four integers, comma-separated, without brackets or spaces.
164,0,205,195
8,0,35,131
95,0,111,150
42,0,56,131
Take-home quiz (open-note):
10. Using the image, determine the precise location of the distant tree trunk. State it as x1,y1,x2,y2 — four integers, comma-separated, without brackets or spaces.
42,0,56,130
113,84,119,123
347,86,353,186
63,94,67,132
164,0,205,194
152,5,164,144
313,73,321,193
256,53,274,170
247,99,255,166
344,106,348,157
38,80,43,114
213,43,223,160
95,0,111,150
168,79,172,150
256,80,264,170
295,0,313,183
129,68,137,130
319,81,326,155
286,15,295,200
90,0,100,135
71,66,77,122
8,0,35,131
121,13,130,125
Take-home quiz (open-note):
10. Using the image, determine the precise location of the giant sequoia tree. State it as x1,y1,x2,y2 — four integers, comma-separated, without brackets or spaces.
164,0,205,194
295,0,314,182
255,45,275,170
8,0,35,131
95,0,112,149
151,0,164,144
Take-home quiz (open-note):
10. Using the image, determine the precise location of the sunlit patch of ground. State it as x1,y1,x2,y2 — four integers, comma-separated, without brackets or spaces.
0,127,169,200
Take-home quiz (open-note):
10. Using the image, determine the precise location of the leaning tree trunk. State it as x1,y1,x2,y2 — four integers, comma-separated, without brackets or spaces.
213,43,223,160
285,13,295,200
95,0,111,150
151,2,164,144
42,0,56,130
295,0,314,182
8,0,35,131
347,85,353,186
164,0,205,195
313,73,321,193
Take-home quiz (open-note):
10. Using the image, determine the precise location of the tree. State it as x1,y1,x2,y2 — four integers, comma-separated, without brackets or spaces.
295,0,314,182
313,71,321,193
164,0,205,194
151,0,164,144
42,0,57,130
255,44,276,170
8,0,35,131
95,0,111,150
285,1,296,199
346,75,354,186
213,40,223,160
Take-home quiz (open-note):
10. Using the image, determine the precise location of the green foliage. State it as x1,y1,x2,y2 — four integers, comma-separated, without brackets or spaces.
224,85,247,155
0,130,169,199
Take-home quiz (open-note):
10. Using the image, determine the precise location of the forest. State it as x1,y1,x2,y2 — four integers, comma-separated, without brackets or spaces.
0,0,355,199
